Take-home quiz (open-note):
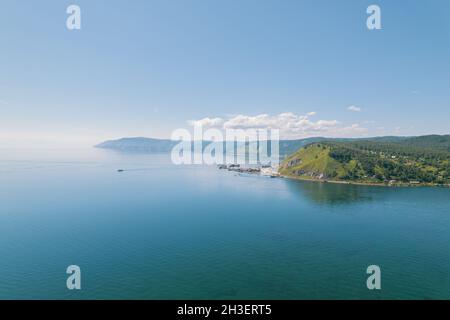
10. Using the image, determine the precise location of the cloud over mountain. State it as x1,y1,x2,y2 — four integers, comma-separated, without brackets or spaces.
189,112,368,139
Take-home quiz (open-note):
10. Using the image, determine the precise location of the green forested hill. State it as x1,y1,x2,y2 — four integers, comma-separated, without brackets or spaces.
279,135,450,185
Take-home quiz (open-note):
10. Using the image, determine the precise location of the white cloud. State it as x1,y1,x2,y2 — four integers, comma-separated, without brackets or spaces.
347,105,361,112
189,112,368,139
188,117,223,128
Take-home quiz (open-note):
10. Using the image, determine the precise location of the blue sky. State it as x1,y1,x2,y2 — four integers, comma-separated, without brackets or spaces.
1,0,449,146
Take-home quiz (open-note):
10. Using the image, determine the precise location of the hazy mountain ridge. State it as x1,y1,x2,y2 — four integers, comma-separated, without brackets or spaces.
96,137,179,153
95,135,411,158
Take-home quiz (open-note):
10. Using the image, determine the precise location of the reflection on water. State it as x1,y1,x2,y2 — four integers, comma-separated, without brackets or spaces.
286,178,374,205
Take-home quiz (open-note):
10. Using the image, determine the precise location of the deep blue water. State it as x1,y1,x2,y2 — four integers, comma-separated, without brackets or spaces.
0,148,449,299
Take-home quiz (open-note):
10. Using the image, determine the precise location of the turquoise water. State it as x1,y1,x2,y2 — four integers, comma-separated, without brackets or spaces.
0,148,449,299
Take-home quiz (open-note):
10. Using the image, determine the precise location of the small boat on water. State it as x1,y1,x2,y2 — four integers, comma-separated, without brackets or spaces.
117,169,124,172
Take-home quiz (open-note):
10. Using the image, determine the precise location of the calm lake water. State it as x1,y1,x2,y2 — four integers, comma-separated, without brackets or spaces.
0,147,449,299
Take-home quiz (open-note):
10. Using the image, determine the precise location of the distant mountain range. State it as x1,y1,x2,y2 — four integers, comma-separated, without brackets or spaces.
95,135,410,159
96,137,179,153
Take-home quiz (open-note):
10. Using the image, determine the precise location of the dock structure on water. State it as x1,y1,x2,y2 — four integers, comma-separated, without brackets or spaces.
217,164,280,177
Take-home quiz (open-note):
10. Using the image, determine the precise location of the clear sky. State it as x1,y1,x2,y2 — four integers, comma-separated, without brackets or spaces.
1,0,449,147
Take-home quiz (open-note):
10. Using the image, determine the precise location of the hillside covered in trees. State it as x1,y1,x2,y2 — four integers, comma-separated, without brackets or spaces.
279,135,450,186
